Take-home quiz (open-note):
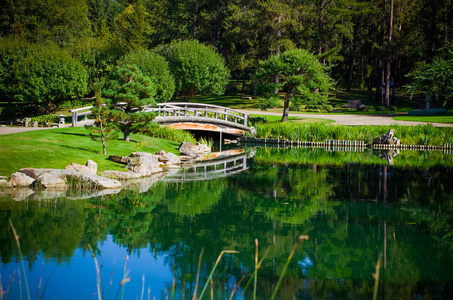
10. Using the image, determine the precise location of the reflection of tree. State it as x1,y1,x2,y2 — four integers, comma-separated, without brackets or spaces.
0,199,87,266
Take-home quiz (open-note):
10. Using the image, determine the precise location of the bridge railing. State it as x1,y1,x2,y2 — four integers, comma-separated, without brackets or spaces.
146,103,249,127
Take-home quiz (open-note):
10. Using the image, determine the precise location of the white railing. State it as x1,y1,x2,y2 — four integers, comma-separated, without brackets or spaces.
144,103,249,127
70,106,93,127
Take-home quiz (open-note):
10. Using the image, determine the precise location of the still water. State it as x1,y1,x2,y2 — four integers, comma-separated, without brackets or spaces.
1,147,453,299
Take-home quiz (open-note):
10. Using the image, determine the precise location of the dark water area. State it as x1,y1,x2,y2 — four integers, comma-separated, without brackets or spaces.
1,148,453,299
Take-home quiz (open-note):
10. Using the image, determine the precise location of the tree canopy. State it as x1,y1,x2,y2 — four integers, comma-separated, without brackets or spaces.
256,49,333,122
159,39,229,100
103,65,157,141
117,49,175,103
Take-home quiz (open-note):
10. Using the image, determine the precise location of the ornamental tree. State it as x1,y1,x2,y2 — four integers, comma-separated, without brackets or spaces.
103,65,157,141
159,40,229,100
255,49,333,122
117,49,175,103
406,42,453,106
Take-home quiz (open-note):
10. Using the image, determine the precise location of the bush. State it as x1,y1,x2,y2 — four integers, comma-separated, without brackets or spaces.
224,81,239,95
30,114,59,126
249,116,269,126
146,126,196,143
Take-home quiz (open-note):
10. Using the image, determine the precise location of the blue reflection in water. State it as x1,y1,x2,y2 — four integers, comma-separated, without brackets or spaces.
0,235,171,300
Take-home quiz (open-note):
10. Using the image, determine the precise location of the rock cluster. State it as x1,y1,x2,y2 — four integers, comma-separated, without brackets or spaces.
0,142,212,199
373,129,400,145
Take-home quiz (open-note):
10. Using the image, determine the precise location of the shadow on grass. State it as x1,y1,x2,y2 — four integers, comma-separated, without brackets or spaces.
60,145,101,154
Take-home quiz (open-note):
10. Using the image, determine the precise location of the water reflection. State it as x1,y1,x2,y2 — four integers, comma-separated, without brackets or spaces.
1,148,453,299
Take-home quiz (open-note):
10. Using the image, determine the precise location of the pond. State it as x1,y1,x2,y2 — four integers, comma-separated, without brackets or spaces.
1,147,453,299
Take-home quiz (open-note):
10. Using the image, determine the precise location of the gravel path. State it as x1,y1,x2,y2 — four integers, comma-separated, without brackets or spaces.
1,111,451,136
242,110,453,127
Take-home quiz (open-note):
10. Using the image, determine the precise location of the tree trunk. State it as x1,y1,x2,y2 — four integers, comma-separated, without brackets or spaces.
123,124,130,141
216,0,221,53
281,87,293,123
273,12,282,95
429,0,438,62
376,0,387,105
347,24,357,91
193,0,198,38
384,0,394,107
316,0,325,55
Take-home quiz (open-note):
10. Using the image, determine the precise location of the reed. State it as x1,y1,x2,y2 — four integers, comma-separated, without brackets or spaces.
8,219,30,300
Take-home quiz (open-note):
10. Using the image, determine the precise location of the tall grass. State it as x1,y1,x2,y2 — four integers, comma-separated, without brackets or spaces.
252,123,453,145
145,126,196,144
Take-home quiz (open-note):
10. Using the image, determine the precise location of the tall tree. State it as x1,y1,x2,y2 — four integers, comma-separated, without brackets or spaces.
103,65,157,141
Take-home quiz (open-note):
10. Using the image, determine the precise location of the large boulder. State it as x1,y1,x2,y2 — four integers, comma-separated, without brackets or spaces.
178,142,211,158
65,160,97,175
127,152,162,175
33,173,68,190
10,172,35,187
66,173,122,190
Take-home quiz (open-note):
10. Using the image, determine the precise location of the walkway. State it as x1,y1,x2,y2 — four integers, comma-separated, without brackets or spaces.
242,110,453,127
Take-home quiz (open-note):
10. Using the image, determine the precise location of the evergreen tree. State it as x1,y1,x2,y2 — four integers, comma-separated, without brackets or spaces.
103,65,157,141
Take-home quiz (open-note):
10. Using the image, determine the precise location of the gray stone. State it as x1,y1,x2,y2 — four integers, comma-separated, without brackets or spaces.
86,160,97,175
100,170,149,180
10,172,35,187
66,173,122,190
65,163,92,174
155,150,166,155
33,173,68,190
109,155,129,164
127,152,161,175
155,155,170,163
348,100,362,108
165,152,181,166
19,168,75,179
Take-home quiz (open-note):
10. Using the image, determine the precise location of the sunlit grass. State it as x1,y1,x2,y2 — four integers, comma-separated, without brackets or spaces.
393,114,453,124
0,127,180,176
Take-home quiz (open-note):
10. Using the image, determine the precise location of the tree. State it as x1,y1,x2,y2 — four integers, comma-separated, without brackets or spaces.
159,39,229,100
85,80,118,155
103,65,157,141
117,49,175,103
256,49,333,122
0,41,88,112
405,42,453,105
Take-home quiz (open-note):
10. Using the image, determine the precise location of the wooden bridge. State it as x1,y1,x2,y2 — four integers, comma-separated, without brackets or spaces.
163,149,255,182
71,102,255,137
142,103,255,136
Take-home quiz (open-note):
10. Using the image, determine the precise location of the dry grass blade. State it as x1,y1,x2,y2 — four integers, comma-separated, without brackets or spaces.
227,275,246,300
242,246,271,293
192,248,204,300
87,245,102,300
198,250,239,300
372,254,382,300
9,219,30,300
270,235,309,300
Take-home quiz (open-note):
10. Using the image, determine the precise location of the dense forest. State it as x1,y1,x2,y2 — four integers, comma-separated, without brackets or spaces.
0,0,452,112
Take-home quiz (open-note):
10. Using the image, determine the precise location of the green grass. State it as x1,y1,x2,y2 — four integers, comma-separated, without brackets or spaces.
251,114,334,123
0,127,180,176
392,114,453,124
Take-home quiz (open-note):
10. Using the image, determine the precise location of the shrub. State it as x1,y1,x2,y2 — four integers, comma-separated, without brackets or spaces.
30,114,59,126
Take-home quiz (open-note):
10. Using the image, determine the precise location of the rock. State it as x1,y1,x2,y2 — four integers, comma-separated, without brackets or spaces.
109,155,129,164
33,173,67,190
100,170,150,180
155,155,170,163
347,100,362,108
10,172,35,187
193,142,211,154
18,168,75,179
178,142,211,158
165,152,181,166
127,152,162,175
358,104,368,111
155,150,166,155
86,160,97,175
66,173,122,190
178,142,194,154
65,163,92,174
8,188,35,201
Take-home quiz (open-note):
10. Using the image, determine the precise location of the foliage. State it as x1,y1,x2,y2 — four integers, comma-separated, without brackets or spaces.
255,49,334,122
117,49,175,103
406,42,453,106
0,40,88,113
85,80,118,155
30,114,59,126
159,39,229,100
145,126,196,143
103,65,157,141
252,122,453,145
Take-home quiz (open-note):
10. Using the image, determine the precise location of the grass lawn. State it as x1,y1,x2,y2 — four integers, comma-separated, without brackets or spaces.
252,114,334,123
392,114,453,124
190,88,418,114
0,127,180,176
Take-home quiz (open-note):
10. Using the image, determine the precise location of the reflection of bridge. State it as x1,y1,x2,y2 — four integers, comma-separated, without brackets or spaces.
143,103,255,137
163,150,254,182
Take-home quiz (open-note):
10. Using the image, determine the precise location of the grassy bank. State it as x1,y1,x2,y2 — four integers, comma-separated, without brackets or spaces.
251,123,453,145
0,127,180,176
393,114,453,124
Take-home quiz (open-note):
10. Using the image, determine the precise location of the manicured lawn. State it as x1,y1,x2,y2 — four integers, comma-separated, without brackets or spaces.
393,114,453,124
0,127,180,176
252,114,334,123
